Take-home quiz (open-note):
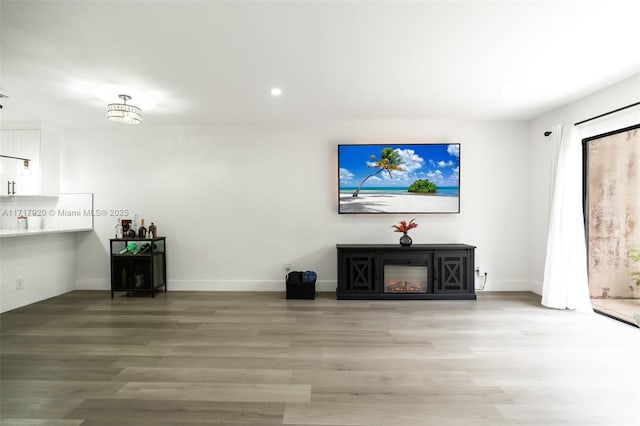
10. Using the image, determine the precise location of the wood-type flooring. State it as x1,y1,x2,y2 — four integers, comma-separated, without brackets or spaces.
1,291,638,426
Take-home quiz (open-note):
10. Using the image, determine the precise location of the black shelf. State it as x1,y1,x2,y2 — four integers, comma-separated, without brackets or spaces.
110,237,167,298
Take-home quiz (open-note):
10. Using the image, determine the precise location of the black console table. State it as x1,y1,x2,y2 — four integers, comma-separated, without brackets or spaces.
336,244,476,300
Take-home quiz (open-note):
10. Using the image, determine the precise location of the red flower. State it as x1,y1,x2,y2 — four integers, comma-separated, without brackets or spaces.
391,219,418,233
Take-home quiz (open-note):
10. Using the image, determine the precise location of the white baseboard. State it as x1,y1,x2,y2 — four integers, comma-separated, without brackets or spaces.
168,279,336,292
75,278,110,290
75,279,337,292
474,279,532,292
529,280,543,295
76,277,537,294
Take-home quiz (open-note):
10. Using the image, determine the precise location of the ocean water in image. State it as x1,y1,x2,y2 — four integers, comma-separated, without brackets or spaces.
340,186,459,197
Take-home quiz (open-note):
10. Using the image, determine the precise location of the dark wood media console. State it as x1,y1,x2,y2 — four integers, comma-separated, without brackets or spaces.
336,244,476,300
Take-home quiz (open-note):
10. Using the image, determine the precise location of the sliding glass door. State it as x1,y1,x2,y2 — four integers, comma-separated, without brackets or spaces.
583,125,640,302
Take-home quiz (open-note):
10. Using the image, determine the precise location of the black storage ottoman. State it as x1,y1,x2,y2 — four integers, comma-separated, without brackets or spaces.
286,271,316,299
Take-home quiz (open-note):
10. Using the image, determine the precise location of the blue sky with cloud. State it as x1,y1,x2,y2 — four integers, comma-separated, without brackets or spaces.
339,144,460,188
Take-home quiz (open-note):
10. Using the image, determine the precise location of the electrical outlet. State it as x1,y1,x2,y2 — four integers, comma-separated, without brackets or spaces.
285,263,291,274
16,278,24,290
475,266,481,274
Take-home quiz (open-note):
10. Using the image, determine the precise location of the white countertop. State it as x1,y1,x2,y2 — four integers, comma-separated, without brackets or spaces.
0,228,93,238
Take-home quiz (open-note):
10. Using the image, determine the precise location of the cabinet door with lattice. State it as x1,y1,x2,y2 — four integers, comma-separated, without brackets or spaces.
434,252,470,293
340,252,378,293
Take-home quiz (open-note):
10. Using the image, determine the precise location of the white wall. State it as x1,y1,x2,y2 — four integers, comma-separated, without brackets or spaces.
0,233,77,312
3,75,635,312
528,73,640,295
62,119,531,292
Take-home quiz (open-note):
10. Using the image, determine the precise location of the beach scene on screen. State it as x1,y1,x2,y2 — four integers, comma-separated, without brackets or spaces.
339,144,460,213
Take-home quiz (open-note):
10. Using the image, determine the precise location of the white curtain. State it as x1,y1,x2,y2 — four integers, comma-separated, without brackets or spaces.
542,124,593,312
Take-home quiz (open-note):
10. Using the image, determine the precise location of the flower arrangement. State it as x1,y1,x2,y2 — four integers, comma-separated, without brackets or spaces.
391,218,418,234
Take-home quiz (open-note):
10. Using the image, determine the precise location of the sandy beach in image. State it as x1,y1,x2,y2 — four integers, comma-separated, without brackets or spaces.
339,193,459,213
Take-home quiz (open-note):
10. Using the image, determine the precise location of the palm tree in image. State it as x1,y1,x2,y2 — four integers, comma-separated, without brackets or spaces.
352,147,405,197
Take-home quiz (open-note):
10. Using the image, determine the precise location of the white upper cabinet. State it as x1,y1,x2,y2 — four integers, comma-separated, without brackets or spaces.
0,129,60,197
39,129,61,196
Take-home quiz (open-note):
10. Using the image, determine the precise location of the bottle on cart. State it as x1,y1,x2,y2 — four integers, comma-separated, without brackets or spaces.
138,218,147,239
148,222,157,239
115,218,123,239
132,214,139,236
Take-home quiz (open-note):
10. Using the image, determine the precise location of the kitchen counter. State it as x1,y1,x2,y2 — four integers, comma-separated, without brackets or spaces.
0,228,93,238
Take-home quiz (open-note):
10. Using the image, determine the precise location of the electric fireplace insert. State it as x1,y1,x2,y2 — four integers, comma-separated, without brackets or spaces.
383,264,428,293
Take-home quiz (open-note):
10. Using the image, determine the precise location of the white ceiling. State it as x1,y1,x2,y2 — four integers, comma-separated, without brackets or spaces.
1,0,639,128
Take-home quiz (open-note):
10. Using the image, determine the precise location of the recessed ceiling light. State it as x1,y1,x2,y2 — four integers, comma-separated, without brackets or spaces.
270,87,282,97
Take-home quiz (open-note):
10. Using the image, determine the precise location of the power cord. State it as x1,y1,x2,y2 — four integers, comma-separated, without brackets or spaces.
476,272,488,291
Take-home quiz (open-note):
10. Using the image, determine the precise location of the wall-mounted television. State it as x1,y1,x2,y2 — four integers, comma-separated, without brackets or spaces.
338,143,460,214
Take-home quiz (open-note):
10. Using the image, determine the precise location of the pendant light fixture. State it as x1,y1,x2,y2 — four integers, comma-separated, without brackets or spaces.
107,94,142,124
